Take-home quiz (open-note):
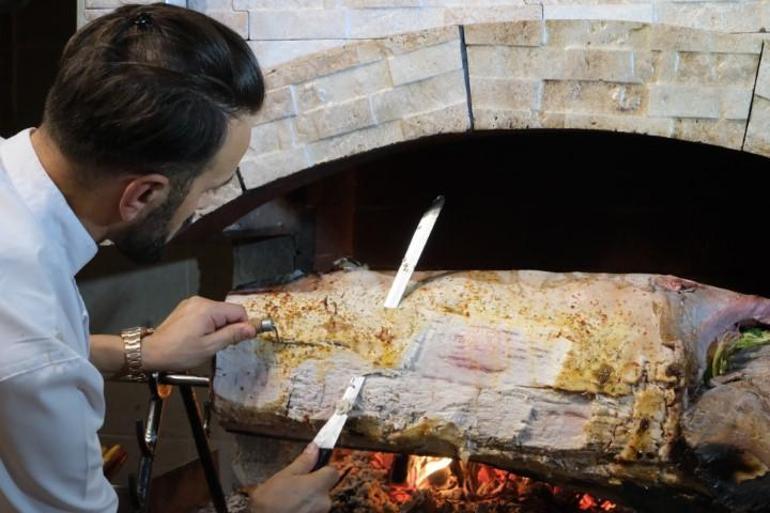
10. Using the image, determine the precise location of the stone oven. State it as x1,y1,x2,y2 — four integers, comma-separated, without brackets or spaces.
82,2,770,512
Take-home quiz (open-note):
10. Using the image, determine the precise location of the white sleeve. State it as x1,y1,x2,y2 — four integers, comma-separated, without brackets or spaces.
0,353,118,513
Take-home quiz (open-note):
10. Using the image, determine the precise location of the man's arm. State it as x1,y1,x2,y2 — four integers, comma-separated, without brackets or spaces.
89,296,257,375
89,335,125,376
88,296,339,513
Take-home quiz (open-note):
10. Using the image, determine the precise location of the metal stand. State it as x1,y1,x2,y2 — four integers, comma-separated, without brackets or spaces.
127,373,228,513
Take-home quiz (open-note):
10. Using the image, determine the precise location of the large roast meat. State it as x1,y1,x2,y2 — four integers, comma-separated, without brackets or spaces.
214,269,770,512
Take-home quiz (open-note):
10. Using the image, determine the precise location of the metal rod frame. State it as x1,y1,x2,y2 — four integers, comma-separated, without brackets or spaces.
125,373,228,513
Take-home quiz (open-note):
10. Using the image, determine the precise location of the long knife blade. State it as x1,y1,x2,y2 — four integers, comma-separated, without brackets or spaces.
311,376,365,470
384,195,445,309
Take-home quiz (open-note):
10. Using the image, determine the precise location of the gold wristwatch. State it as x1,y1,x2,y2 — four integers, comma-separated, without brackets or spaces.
121,327,154,381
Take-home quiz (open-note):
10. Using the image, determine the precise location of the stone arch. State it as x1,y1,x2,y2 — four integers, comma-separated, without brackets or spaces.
196,20,770,220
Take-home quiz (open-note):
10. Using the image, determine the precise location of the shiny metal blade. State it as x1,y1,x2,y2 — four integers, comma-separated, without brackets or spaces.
384,195,445,309
312,376,365,449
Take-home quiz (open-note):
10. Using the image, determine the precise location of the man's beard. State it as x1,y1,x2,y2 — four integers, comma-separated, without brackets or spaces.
112,182,191,265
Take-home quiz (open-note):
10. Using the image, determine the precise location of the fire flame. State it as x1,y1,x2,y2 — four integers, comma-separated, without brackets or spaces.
410,456,453,488
364,452,619,512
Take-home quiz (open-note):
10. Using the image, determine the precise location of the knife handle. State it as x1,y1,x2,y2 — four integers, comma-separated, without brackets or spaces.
311,448,333,472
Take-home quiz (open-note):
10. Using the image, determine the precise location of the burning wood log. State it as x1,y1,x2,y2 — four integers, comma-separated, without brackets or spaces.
213,270,770,512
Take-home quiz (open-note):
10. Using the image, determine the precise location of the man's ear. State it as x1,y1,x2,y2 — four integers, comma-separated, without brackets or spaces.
118,174,170,223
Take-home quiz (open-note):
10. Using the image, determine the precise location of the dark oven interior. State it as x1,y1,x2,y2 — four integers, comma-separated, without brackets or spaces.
227,129,770,298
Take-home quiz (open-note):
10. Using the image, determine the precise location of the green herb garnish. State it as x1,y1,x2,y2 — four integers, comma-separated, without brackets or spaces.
707,328,770,384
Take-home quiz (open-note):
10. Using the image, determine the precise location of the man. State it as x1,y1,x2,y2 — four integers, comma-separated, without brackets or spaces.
0,4,337,512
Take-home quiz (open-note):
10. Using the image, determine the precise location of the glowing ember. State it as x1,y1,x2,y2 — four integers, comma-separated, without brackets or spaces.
370,452,393,470
194,450,628,513
323,450,631,513
579,494,598,509
577,492,618,511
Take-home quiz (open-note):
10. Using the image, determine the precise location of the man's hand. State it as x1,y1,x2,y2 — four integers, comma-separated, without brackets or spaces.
249,444,339,513
142,296,257,371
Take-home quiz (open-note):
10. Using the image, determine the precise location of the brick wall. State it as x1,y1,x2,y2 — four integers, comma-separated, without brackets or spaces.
235,21,768,191
77,2,770,218
83,1,770,67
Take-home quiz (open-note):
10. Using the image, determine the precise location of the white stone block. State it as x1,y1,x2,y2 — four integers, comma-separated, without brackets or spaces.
84,9,112,21
371,69,466,123
564,48,636,83
249,118,297,154
674,52,716,84
85,0,154,7
545,20,649,50
443,5,542,25
721,88,753,121
387,39,463,86
655,2,770,33
344,0,422,7
470,77,542,110
463,21,545,47
85,0,120,7
249,9,347,39
307,121,404,164
253,86,297,125
714,53,760,89
423,0,526,5
542,81,646,115
240,149,312,189
262,40,387,88
543,4,654,23
649,84,720,119
189,0,235,10
473,108,550,130
346,8,446,38
248,40,348,69
632,50,678,84
564,114,674,138
647,25,761,54
400,103,470,138
673,118,744,150
236,0,325,8
297,60,392,112
205,10,250,38
295,97,375,142
467,46,566,80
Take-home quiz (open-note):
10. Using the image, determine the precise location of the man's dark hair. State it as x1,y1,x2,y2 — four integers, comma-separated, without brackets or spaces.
44,3,263,182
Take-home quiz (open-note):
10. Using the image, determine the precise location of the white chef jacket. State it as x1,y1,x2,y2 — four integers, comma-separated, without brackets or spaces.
0,130,118,512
